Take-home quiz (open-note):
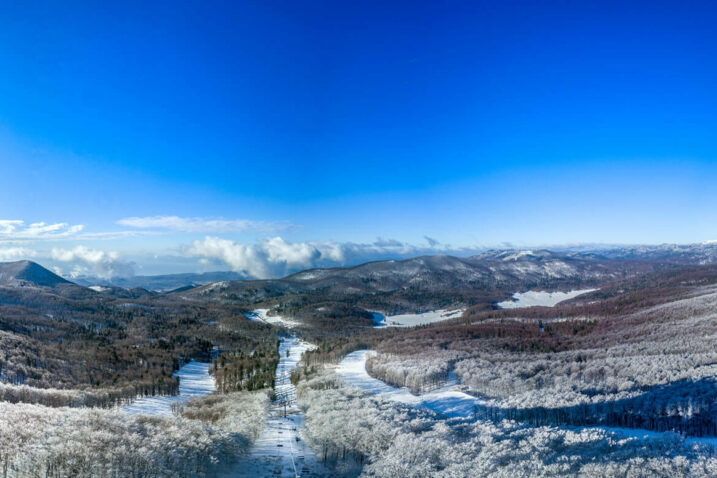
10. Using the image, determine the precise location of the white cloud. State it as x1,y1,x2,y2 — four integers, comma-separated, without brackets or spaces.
117,216,294,234
51,246,134,279
0,247,37,262
185,236,474,279
0,220,84,242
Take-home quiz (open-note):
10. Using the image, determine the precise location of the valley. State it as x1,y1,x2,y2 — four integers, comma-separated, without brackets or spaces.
2,246,717,476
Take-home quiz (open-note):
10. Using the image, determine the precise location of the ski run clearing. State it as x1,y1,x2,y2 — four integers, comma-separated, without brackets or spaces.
245,309,301,328
227,337,332,477
371,309,464,328
497,288,597,309
122,360,216,416
336,350,483,418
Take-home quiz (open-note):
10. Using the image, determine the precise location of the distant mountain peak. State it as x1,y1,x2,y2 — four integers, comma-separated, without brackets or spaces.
0,260,71,288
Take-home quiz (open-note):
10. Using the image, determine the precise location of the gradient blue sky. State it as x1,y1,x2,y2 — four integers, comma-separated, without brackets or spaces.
1,1,716,277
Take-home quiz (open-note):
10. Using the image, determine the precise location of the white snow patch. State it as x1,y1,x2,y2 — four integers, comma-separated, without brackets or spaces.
244,309,300,328
122,361,215,416
497,289,597,309
336,350,483,418
88,285,110,292
501,250,534,261
372,309,464,328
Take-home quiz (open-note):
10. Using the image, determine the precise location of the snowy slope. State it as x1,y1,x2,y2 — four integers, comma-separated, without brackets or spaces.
122,361,215,416
336,350,483,418
372,309,464,327
244,309,300,328
497,288,596,309
226,338,332,477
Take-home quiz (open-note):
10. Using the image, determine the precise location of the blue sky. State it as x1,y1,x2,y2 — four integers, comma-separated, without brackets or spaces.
1,1,716,278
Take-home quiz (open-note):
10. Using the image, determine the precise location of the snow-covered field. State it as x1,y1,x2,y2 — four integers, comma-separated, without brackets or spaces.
336,350,482,418
122,361,215,416
372,309,464,328
497,289,596,309
245,309,300,328
226,337,331,477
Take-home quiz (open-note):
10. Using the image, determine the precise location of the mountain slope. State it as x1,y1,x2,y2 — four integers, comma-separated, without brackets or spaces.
0,260,71,287
177,252,644,306
75,271,248,291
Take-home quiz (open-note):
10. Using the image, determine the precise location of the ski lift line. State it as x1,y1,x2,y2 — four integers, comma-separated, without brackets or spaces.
288,425,299,478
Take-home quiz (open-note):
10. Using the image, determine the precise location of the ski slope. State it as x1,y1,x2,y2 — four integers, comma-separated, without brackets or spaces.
336,350,483,418
226,337,332,477
371,309,464,327
497,289,597,309
245,309,300,328
122,360,216,416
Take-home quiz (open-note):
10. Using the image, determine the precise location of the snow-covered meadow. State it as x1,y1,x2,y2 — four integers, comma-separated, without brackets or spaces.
371,309,464,327
122,360,215,416
244,308,300,328
337,350,482,418
497,289,597,308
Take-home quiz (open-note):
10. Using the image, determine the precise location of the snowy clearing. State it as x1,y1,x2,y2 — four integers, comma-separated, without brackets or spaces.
372,309,464,328
336,350,483,418
244,309,300,328
497,289,597,309
122,361,215,416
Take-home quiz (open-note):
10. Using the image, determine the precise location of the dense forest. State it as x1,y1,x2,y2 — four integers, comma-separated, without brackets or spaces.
0,283,279,407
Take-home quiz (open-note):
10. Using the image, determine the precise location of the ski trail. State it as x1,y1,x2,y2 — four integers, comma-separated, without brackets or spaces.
226,337,333,477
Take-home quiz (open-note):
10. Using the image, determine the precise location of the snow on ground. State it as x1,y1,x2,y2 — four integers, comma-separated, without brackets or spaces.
372,309,464,328
227,413,332,477
121,361,216,416
336,352,717,449
245,309,300,328
336,350,483,418
497,289,597,309
593,426,717,449
226,338,332,477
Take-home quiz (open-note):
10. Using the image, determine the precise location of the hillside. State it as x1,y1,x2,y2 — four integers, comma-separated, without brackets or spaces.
175,251,651,308
0,260,71,288
75,270,248,291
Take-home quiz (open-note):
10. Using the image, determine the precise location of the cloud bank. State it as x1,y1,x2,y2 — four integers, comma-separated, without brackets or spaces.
51,246,134,279
0,247,38,261
185,236,475,279
117,216,294,234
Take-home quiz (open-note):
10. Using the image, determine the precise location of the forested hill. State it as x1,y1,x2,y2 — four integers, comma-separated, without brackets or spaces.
173,250,653,306
0,260,71,287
